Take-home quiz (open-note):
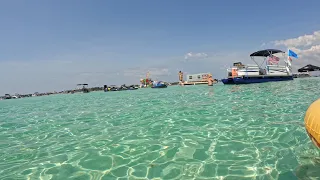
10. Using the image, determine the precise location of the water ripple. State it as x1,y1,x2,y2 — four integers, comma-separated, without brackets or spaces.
1,78,320,179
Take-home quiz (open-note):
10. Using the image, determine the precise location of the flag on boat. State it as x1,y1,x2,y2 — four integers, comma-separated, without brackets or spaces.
288,49,298,61
268,55,280,64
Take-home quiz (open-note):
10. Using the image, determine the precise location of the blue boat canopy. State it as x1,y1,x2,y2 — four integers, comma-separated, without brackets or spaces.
250,49,284,57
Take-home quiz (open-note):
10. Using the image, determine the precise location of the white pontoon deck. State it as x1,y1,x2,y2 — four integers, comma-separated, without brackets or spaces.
226,49,292,78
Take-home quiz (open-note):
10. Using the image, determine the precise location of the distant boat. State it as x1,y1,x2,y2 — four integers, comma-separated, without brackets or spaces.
221,49,294,84
104,85,139,92
184,72,217,85
151,81,167,88
293,72,311,78
4,94,11,99
77,84,90,93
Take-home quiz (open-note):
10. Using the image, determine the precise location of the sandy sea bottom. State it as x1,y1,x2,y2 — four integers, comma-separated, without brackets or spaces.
1,78,320,180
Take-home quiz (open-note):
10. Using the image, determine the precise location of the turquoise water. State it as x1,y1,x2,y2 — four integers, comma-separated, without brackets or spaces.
1,78,320,180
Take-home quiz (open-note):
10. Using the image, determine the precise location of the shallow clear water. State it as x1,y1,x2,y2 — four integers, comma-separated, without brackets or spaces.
1,78,320,180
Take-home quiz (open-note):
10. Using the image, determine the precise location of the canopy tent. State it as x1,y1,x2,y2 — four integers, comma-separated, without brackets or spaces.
250,49,284,57
248,49,286,69
298,64,320,72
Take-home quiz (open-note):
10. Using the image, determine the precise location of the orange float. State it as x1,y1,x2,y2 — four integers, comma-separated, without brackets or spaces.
305,99,320,148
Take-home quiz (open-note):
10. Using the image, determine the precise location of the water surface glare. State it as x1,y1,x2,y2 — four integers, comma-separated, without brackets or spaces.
1,78,320,180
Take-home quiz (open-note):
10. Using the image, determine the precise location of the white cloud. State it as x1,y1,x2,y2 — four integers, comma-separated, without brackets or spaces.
274,31,320,47
294,45,320,67
184,52,208,60
273,30,320,69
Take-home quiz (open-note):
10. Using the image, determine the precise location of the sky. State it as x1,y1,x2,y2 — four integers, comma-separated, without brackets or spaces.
1,0,320,94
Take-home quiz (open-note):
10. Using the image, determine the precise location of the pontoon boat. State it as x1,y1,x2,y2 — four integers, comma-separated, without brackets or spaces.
221,49,293,84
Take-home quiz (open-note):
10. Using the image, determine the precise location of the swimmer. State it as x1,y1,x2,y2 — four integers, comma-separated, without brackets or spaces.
208,74,214,86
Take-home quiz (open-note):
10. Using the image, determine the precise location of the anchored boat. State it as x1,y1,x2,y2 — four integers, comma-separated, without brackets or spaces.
77,84,90,93
151,81,167,88
221,49,294,84
104,85,138,91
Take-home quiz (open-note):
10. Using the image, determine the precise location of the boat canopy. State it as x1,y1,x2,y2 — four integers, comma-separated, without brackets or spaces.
77,84,88,86
250,49,284,57
298,64,320,72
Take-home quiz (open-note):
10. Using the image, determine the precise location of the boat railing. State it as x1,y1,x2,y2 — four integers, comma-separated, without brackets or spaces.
267,65,287,68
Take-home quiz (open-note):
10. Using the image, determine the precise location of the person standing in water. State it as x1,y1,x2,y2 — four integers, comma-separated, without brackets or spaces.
139,79,145,88
178,71,184,86
208,74,214,86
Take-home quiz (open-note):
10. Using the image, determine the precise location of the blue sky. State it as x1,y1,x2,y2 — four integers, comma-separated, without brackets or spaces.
1,0,320,94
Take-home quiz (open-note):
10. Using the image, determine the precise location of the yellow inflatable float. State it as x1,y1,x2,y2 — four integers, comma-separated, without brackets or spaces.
305,99,320,148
